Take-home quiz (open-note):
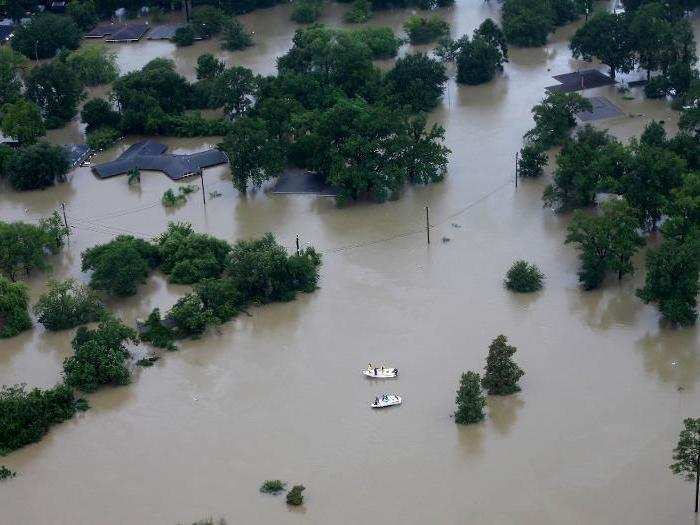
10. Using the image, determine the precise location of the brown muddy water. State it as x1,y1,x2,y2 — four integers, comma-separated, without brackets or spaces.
1,2,699,524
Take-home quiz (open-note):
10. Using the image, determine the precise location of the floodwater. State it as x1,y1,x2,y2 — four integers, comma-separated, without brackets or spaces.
1,2,699,524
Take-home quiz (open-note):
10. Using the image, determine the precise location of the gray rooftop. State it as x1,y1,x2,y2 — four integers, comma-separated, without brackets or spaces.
147,24,185,40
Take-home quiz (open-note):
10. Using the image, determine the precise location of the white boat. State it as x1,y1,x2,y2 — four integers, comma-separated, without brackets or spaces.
371,393,402,408
362,366,398,378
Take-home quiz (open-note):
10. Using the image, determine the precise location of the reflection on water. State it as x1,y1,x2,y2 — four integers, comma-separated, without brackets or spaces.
0,2,699,525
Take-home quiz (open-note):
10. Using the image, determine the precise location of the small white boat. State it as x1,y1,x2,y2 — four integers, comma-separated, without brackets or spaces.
362,366,398,378
371,393,402,408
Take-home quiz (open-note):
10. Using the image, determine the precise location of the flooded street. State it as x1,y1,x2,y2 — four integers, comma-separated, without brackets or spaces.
1,1,699,524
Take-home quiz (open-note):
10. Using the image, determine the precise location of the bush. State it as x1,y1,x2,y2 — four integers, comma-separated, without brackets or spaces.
260,479,285,494
481,334,525,395
86,126,120,151
504,260,544,292
139,308,178,351
33,279,106,331
403,16,449,45
221,19,253,51
195,277,246,322
167,294,216,337
66,45,119,86
286,484,305,505
351,27,402,59
344,0,372,23
644,75,670,99
81,236,160,296
455,371,485,424
291,0,323,23
0,383,86,455
6,142,70,191
0,276,32,338
63,318,138,392
173,26,195,47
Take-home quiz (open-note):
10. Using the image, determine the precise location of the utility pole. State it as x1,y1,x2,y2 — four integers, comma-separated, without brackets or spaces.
200,172,206,207
695,452,699,513
425,206,430,245
296,235,300,255
515,151,519,188
61,202,69,233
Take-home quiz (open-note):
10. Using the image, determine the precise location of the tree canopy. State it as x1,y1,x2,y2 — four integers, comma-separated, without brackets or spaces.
0,276,32,338
11,14,81,60
455,371,486,424
26,60,84,128
481,335,525,395
34,279,106,331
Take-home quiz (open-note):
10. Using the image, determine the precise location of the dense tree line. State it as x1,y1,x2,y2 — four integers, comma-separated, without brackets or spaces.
502,0,586,48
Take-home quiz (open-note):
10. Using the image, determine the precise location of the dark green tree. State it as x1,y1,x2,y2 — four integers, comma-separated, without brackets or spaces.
196,54,226,80
0,99,45,145
0,276,32,338
221,18,253,51
504,260,544,292
33,279,106,331
628,3,672,80
173,26,195,47
455,371,486,424
481,334,525,395
80,98,121,133
570,12,634,80
502,0,554,48
518,144,547,178
398,114,450,185
669,418,700,513
220,66,257,116
66,44,118,86
191,6,229,37
291,0,323,23
66,0,99,31
525,91,592,149
6,142,69,191
403,15,450,45
26,60,84,128
11,14,81,60
383,53,447,112
0,48,26,107
456,35,505,85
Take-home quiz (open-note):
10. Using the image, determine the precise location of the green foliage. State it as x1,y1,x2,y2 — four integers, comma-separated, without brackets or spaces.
570,12,634,80
219,66,257,116
191,6,229,37
260,479,285,494
63,317,138,392
155,222,231,284
0,276,32,338
524,92,592,149
286,485,305,506
139,308,178,351
0,217,66,280
38,211,69,254
221,18,253,51
518,144,547,178
0,99,45,145
291,0,323,23
67,0,98,31
81,235,160,296
66,45,119,86
168,293,217,337
127,167,140,185
383,53,446,112
455,371,485,424
173,26,196,47
33,279,106,331
344,0,372,23
86,126,120,151
352,27,402,59
26,60,84,128
481,335,524,395
403,15,449,45
502,0,555,47
0,465,16,480
566,200,645,290
6,141,70,191
0,383,85,455
196,54,226,80
11,13,81,59
669,418,700,481
504,260,544,292
0,48,27,108
81,98,121,133
636,234,699,326
195,277,245,322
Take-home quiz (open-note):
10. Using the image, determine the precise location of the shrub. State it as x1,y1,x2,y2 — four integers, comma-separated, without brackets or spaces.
0,383,86,455
481,335,525,395
260,479,285,494
644,75,670,99
0,465,16,480
34,279,106,331
63,318,138,392
0,276,32,338
191,6,229,38
81,236,160,296
173,26,196,47
139,308,178,351
221,19,253,51
167,294,216,337
455,371,485,424
291,0,323,23
403,16,449,45
286,484,305,505
504,260,544,292
86,126,120,151
344,0,372,23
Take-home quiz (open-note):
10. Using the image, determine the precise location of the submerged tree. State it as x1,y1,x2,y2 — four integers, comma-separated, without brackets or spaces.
504,260,544,292
570,12,634,80
481,335,524,395
0,276,32,338
455,371,486,424
670,418,700,512
33,279,106,331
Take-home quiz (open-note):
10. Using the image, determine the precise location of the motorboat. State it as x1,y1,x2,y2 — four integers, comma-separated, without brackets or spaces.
371,393,402,408
363,365,398,378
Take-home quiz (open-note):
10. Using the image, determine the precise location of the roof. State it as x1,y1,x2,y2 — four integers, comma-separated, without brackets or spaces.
62,143,91,168
105,23,150,42
92,140,228,180
147,24,185,40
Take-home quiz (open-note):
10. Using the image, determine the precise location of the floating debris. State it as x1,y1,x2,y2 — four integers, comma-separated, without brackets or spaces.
450,222,462,228
441,237,451,243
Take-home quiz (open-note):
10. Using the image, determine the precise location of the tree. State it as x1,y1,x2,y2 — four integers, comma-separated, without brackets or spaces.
455,371,486,424
628,3,673,80
637,234,700,326
383,53,447,112
191,6,228,38
26,60,84,128
0,276,32,338
81,98,121,132
196,54,226,80
345,0,372,23
570,12,634,80
403,15,449,45
38,211,69,253
66,0,99,31
525,92,592,149
456,35,505,85
398,114,450,185
0,218,66,280
504,260,544,292
221,18,253,51
66,45,118,86
173,26,195,47
167,294,216,337
291,0,323,23
1,99,45,145
669,418,700,513
518,144,547,178
565,200,645,290
220,66,257,116
502,0,554,48
6,142,70,191
63,318,138,392
218,116,284,193
11,13,81,60
474,18,509,61
81,236,160,296
33,279,106,331
481,335,524,395
0,48,27,107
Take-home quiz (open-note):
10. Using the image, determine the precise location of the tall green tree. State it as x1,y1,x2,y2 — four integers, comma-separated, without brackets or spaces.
628,3,673,80
11,14,81,60
220,66,257,116
525,91,592,149
1,99,45,145
66,0,99,31
670,418,700,513
34,279,106,331
383,53,447,112
196,54,226,80
481,335,524,395
6,142,70,191
570,12,634,80
26,60,84,128
455,371,486,424
0,48,26,107
398,114,450,185
0,276,32,338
